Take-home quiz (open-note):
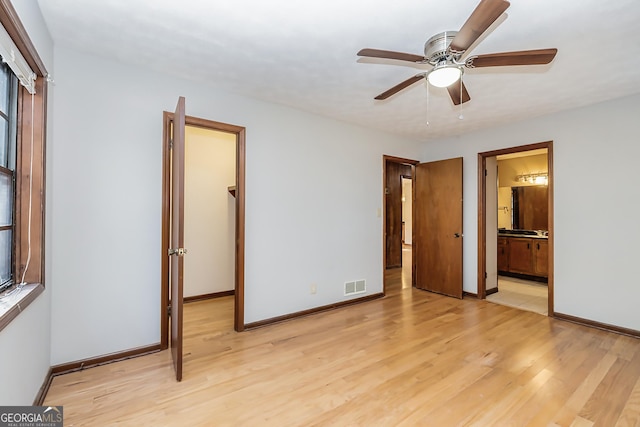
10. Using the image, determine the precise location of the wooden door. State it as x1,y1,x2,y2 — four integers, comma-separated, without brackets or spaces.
414,157,463,298
170,97,186,381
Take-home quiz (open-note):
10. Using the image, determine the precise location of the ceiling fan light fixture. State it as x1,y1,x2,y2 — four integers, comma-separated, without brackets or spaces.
427,64,462,88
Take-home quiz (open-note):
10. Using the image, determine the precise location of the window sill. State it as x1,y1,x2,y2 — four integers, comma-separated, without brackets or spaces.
0,283,44,333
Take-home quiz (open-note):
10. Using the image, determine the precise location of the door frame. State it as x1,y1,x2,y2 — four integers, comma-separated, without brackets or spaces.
161,112,246,347
477,141,554,315
382,155,419,294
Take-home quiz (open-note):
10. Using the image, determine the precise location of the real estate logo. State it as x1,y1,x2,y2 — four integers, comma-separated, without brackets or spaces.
0,406,63,427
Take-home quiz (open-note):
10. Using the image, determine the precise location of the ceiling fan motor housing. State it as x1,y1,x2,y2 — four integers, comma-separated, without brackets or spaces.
424,31,459,64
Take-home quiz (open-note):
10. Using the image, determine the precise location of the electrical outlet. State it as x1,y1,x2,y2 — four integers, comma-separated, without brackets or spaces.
310,284,317,294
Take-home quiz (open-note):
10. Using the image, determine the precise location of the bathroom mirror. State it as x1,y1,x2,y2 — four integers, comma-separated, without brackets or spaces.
511,185,548,230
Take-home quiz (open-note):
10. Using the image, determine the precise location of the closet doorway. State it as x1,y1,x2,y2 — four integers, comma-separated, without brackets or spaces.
182,126,236,303
161,110,246,364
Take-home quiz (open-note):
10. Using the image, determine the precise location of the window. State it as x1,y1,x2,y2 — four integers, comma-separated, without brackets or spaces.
0,61,17,292
0,0,48,331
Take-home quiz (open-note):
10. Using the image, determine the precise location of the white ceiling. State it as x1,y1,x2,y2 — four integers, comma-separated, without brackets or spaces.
36,0,640,142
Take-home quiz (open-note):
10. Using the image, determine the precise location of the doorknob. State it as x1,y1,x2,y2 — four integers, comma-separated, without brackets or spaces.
168,248,188,256
454,233,462,238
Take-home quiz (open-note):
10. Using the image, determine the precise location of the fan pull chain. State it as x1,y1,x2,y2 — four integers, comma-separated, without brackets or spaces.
458,78,464,120
426,80,430,126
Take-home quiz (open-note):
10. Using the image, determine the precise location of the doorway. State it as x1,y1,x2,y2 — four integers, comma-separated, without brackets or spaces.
161,112,246,355
383,155,464,299
182,126,236,302
383,156,418,293
477,141,553,316
400,177,412,289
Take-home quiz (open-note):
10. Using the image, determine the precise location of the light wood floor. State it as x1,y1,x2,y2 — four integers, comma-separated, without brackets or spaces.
45,270,640,426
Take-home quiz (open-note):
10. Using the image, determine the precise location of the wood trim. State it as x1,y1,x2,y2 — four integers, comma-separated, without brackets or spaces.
15,78,46,285
547,144,554,315
161,112,246,342
39,80,48,284
477,141,553,317
382,155,419,295
553,312,640,338
383,155,420,165
499,271,548,283
382,157,387,293
33,367,52,406
477,153,486,299
411,164,416,288
50,343,162,376
478,141,552,158
485,287,499,296
0,0,48,76
235,127,246,332
245,293,385,330
184,290,234,303
0,283,43,332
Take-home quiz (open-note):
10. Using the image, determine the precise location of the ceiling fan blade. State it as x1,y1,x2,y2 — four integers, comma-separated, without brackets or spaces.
374,75,425,100
449,0,510,54
447,80,471,105
466,48,558,67
358,48,425,63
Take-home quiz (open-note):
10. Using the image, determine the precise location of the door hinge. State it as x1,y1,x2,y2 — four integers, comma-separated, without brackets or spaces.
169,138,174,149
485,272,488,279
168,248,188,256
485,169,488,176
167,305,171,317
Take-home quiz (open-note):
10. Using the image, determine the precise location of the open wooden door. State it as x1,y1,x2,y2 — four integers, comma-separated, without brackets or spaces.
414,157,463,298
170,97,186,381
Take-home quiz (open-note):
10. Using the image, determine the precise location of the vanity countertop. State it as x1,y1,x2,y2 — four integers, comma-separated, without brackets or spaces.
498,229,548,239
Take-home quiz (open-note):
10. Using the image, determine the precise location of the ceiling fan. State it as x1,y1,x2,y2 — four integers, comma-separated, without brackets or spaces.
357,0,557,105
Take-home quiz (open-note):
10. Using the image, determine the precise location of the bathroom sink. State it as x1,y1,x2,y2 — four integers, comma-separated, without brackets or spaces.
498,229,547,238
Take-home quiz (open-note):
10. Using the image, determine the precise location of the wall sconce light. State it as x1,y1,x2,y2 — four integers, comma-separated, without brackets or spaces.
516,173,548,185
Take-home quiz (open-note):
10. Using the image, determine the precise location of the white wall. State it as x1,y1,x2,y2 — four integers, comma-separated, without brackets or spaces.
0,293,51,405
0,0,53,405
422,94,640,331
48,46,424,364
184,127,236,297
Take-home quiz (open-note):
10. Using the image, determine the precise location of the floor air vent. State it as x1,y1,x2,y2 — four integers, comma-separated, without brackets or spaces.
345,279,366,296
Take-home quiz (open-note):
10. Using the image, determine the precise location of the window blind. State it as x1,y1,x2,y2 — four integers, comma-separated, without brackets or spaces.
0,23,35,94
